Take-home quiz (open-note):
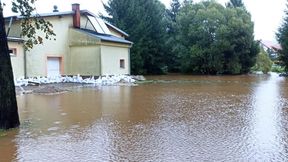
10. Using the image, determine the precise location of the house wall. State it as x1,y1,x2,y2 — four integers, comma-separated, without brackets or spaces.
9,42,25,79
68,28,101,46
107,27,125,39
68,28,101,76
70,46,101,76
25,15,95,77
6,20,21,38
101,44,130,75
25,16,72,77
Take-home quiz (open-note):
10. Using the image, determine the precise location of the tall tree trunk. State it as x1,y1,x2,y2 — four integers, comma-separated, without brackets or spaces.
0,5,20,129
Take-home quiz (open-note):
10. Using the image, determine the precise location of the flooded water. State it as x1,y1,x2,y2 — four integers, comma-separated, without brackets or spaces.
1,74,288,161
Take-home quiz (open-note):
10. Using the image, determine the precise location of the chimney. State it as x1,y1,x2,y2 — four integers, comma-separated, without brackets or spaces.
72,3,80,28
53,5,59,12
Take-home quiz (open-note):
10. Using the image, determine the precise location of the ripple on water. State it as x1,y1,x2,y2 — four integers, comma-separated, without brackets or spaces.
53,121,62,125
47,127,60,131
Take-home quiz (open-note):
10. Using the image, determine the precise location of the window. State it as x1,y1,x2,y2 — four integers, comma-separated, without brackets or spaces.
9,48,17,56
120,59,125,69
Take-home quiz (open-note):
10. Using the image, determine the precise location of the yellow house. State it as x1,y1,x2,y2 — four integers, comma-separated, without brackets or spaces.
7,37,25,79
6,4,132,78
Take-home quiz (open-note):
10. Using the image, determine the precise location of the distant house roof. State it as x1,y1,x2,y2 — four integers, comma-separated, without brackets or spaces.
260,40,282,51
77,28,133,45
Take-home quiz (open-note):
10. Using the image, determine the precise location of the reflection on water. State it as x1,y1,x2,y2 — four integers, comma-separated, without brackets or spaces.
250,74,284,160
0,75,288,161
101,86,131,119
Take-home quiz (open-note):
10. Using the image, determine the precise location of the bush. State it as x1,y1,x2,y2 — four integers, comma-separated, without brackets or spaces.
271,64,285,73
251,49,273,74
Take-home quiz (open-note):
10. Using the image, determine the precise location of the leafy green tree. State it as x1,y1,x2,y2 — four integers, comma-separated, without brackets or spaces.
226,0,259,73
0,0,55,130
164,0,182,72
177,1,226,74
276,1,288,72
103,0,167,74
176,0,258,74
168,0,181,23
183,0,193,6
223,7,259,74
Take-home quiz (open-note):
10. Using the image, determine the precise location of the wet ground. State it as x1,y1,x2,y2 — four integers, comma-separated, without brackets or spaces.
1,74,288,161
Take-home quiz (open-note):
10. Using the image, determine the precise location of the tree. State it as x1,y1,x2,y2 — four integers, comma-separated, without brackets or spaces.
103,0,167,74
223,6,259,74
183,0,193,6
168,0,181,23
226,0,244,8
0,0,55,130
176,0,258,74
164,0,182,72
0,6,19,129
276,1,288,72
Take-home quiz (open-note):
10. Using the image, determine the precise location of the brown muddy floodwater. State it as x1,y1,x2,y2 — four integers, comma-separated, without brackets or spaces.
1,74,288,161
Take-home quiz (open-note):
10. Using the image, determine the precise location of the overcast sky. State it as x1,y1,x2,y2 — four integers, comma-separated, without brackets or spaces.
3,0,286,42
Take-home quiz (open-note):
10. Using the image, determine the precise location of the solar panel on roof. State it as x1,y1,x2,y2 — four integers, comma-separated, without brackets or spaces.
96,17,111,34
87,16,111,34
87,15,104,33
